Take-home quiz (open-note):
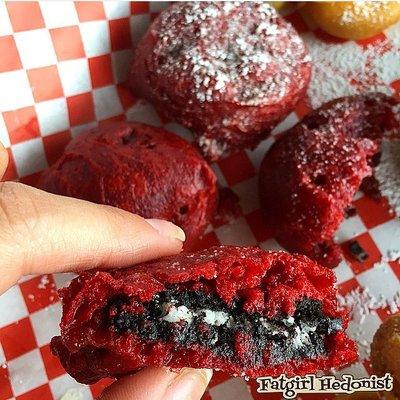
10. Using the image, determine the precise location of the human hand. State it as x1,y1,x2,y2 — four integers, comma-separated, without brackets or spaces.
0,142,213,400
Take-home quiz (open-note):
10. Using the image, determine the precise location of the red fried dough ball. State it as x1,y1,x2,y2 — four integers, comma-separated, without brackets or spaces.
259,94,397,268
51,246,357,383
39,122,218,247
130,2,311,161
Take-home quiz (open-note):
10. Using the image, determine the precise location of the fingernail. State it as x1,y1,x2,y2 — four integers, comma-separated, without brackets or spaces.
145,218,186,242
163,368,213,400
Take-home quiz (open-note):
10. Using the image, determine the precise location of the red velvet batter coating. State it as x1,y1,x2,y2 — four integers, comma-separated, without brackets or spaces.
39,122,217,247
259,94,397,268
130,2,311,161
51,246,357,383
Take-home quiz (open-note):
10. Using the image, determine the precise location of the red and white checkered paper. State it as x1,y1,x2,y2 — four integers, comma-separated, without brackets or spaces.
0,2,399,400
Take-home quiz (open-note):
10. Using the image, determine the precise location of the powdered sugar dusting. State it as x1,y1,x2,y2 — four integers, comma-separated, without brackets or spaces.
375,138,400,217
373,50,400,84
383,249,400,263
60,388,83,400
338,253,400,361
38,274,50,289
338,287,400,362
340,2,391,25
338,287,396,325
153,2,310,106
198,136,228,160
304,30,399,108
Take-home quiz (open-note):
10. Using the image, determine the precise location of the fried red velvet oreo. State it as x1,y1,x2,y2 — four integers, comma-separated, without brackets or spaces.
259,94,398,268
39,122,217,247
130,2,311,160
51,246,357,383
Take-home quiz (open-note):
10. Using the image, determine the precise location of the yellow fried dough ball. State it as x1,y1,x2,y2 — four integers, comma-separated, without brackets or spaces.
269,1,285,10
269,2,305,12
371,315,400,398
306,1,400,40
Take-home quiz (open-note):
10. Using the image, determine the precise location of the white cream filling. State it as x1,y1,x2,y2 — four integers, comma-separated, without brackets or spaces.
161,303,230,326
161,303,319,348
161,304,194,324
292,326,310,348
283,316,295,325
259,318,289,337
202,309,231,326
292,324,318,348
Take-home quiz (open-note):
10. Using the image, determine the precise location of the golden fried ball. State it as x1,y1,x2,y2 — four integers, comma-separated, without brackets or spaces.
371,315,400,398
306,1,400,40
268,2,305,12
269,1,285,10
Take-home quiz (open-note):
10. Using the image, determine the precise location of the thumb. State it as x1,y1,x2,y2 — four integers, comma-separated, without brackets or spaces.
0,181,184,293
98,367,213,400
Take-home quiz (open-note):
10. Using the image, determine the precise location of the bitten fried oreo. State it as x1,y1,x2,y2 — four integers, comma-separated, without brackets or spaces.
51,246,357,384
130,2,311,160
259,94,397,268
38,122,217,247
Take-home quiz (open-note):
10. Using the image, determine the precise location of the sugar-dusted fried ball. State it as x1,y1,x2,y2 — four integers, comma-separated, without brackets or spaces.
258,94,396,268
371,315,400,398
130,2,311,161
306,1,400,40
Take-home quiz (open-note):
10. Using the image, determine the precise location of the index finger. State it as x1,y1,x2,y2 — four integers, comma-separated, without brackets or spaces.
0,181,185,294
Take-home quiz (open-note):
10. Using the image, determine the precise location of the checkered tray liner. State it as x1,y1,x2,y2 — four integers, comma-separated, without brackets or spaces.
0,2,399,400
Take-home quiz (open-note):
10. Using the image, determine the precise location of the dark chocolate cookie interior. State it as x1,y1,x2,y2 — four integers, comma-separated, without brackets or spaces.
107,286,342,366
